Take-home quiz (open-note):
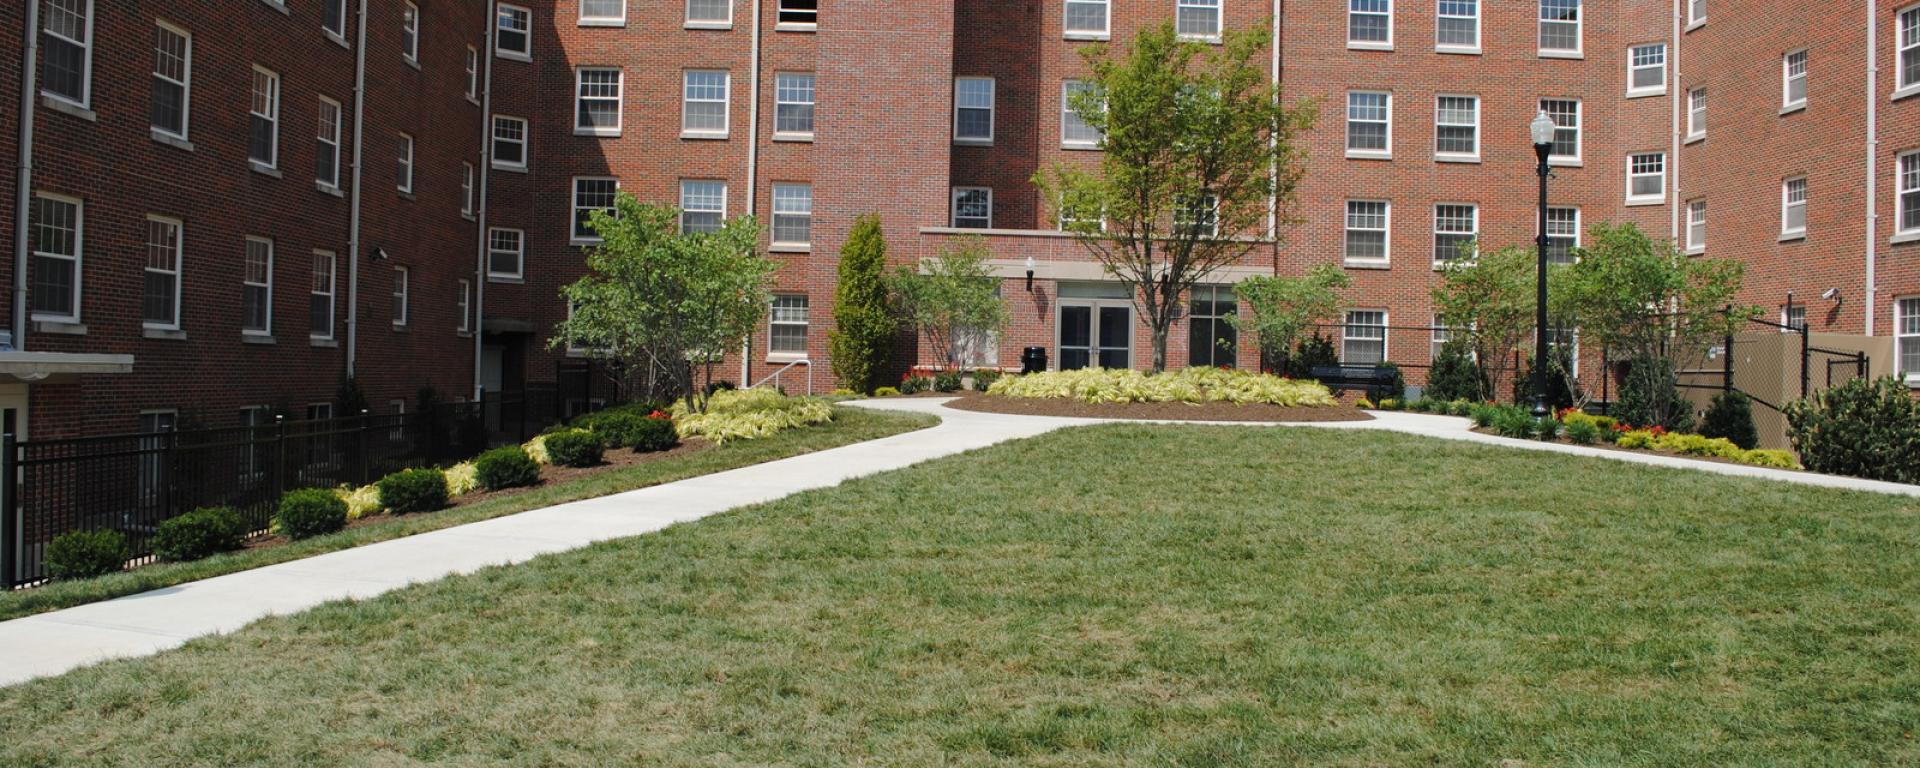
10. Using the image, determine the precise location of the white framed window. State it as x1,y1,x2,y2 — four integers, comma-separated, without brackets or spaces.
323,0,349,40
1177,0,1222,40
1899,150,1920,235
310,250,336,339
1344,200,1390,264
1436,0,1478,52
487,228,524,279
457,278,472,333
496,4,531,60
41,0,93,107
1546,207,1579,264
1897,297,1920,381
1539,0,1581,56
774,72,815,138
143,216,183,329
466,46,480,100
317,97,342,189
575,67,622,135
1432,203,1477,265
396,133,414,194
391,266,409,327
581,0,626,25
249,66,280,168
1783,49,1808,111
401,2,420,64
1061,80,1102,147
1628,44,1667,96
1782,304,1807,332
1434,94,1479,161
1902,7,1920,94
1541,98,1580,163
954,77,995,144
1348,0,1392,49
687,0,732,28
387,400,407,442
1431,314,1460,361
680,180,727,233
777,0,817,28
769,294,809,357
771,183,812,247
572,176,618,242
1687,87,1707,140
1188,284,1237,368
1345,90,1391,158
1065,0,1110,38
1176,194,1220,238
243,237,273,335
28,193,82,323
460,162,474,216
1782,177,1808,238
951,187,992,228
1342,310,1387,364
1689,0,1706,28
1686,199,1707,253
151,21,192,140
491,114,527,170
1628,152,1666,204
682,70,730,136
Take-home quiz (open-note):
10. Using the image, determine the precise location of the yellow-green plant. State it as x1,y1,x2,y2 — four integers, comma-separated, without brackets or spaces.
1737,449,1800,469
334,484,383,521
1615,429,1657,450
444,461,480,496
984,367,1336,407
522,433,555,466
1652,432,1745,459
671,387,834,444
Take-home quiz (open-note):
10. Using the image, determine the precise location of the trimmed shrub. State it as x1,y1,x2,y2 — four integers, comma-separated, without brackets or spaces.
582,411,648,449
277,488,348,540
521,432,556,466
444,461,480,496
970,369,1002,392
1784,375,1920,483
1424,341,1485,402
1565,419,1602,445
828,214,895,394
631,415,680,452
153,506,247,562
899,376,931,394
1615,429,1658,450
475,447,541,490
932,370,964,393
1739,449,1800,469
873,386,901,397
1699,391,1760,450
378,468,450,513
544,429,604,467
1651,432,1745,459
46,529,129,579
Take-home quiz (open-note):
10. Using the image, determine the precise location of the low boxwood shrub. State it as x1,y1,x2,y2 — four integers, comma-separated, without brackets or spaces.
899,376,932,394
45,529,129,579
379,468,451,513
545,429,604,467
970,369,1002,392
1739,449,1800,469
276,488,348,540
152,506,247,562
475,446,540,490
584,412,648,449
1784,376,1920,483
873,386,901,397
630,415,680,453
932,370,963,393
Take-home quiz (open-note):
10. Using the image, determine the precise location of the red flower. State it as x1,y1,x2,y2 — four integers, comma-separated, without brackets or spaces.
647,410,671,420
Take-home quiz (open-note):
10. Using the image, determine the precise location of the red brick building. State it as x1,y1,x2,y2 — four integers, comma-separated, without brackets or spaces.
2,0,1917,440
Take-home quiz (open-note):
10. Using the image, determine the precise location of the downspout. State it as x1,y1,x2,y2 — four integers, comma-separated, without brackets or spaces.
13,0,40,352
1866,0,1880,336
344,0,371,377
474,2,497,399
740,0,763,387
1669,0,1682,242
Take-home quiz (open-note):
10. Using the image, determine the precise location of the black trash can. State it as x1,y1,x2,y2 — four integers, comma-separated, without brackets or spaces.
1020,347,1048,374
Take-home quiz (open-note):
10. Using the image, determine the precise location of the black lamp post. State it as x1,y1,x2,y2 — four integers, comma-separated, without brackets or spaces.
1529,110,1556,421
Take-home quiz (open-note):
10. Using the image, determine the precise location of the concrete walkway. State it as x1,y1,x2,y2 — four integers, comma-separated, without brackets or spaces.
2,397,1914,687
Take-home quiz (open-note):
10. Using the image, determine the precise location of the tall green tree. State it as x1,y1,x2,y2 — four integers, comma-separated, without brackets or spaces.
1033,21,1314,372
888,236,1009,371
551,192,776,413
1226,264,1349,377
828,215,894,393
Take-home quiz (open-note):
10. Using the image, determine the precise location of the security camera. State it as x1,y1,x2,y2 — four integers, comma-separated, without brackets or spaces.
1821,287,1840,301
371,248,390,261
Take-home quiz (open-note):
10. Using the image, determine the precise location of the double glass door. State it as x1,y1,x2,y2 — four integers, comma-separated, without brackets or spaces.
1058,303,1132,370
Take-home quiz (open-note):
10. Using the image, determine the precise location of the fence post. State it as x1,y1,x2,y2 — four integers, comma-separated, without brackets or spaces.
1,432,15,589
162,424,178,522
358,408,371,487
272,414,287,499
1800,325,1812,400
1722,307,1735,395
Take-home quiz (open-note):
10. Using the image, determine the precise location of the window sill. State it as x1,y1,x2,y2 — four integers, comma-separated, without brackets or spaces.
1434,154,1481,164
1890,230,1920,245
1346,41,1393,52
1893,83,1920,102
1179,35,1223,46
1686,19,1705,32
1625,196,1665,207
151,130,194,152
458,330,475,338
242,334,276,345
325,30,350,49
953,138,994,147
1779,231,1806,243
1344,260,1391,271
391,324,409,333
769,242,811,253
1684,134,1704,146
33,320,86,335
397,190,416,201
764,354,809,365
309,337,339,348
1780,102,1806,116
403,56,420,71
1435,45,1481,55
1625,87,1666,99
1537,50,1584,60
776,22,817,33
568,239,602,247
491,162,527,174
1431,262,1466,272
250,162,283,179
1548,157,1582,168
462,212,476,221
1062,142,1101,151
680,131,729,140
684,21,733,31
773,132,814,143
316,181,345,198
259,0,290,15
487,275,525,284
1345,149,1391,160
575,128,621,138
579,18,626,27
143,327,187,340
41,96,97,122
1686,246,1706,255
467,95,481,107
495,50,532,63
1064,32,1109,42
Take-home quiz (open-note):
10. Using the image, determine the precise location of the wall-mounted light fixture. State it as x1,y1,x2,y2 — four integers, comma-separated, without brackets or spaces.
1024,254,1036,292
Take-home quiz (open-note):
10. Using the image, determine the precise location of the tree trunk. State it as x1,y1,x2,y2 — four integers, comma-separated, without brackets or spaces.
1150,324,1169,373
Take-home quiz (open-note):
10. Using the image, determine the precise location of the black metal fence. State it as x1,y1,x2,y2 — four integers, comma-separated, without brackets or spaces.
1,389,559,589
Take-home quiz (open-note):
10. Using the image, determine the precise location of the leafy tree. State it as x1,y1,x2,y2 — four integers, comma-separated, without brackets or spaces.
1033,22,1314,371
1431,243,1551,401
1424,341,1485,402
552,192,776,414
1227,264,1349,377
888,236,1010,371
828,215,894,393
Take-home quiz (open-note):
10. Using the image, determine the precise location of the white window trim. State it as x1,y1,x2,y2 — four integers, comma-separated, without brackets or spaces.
1627,152,1666,205
457,278,473,333
460,162,475,217
1433,93,1480,163
1345,90,1392,160
685,0,734,29
1898,149,1920,239
1060,80,1101,149
1688,0,1706,30
465,46,480,102
143,215,184,331
770,182,813,249
322,0,349,41
678,180,728,233
580,0,627,26
574,66,623,137
1434,0,1480,54
1537,0,1583,58
1686,86,1706,142
249,65,281,170
396,132,414,194
1176,0,1224,43
243,236,274,337
1781,176,1808,240
391,266,409,328
951,187,993,228
775,0,818,31
1431,203,1478,269
1896,296,1920,384
311,249,337,341
1343,199,1391,266
495,3,533,61
953,77,995,146
1542,98,1581,166
773,71,816,141
491,114,528,171
29,192,83,324
1782,48,1808,113
1342,309,1390,364
1345,0,1392,51
317,96,343,190
767,294,810,361
1545,206,1581,263
151,20,193,141
487,227,525,280
571,176,619,244
401,1,420,65
42,0,95,109
1626,43,1667,98
1685,199,1707,254
1063,0,1111,40
1900,6,1920,99
680,69,731,138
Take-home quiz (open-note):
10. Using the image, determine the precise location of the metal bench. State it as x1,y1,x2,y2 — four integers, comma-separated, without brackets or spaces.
1310,364,1400,400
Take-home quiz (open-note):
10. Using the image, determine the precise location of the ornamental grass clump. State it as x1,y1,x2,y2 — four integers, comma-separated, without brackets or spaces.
443,461,480,496
671,387,834,444
335,484,383,520
984,367,1336,407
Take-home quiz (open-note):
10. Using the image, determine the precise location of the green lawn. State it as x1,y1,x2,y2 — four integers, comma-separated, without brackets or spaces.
0,405,936,622
4,424,1918,766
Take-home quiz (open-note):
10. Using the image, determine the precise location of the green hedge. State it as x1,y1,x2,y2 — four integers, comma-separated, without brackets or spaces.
545,430,604,467
152,506,247,562
46,529,128,580
276,489,348,540
475,446,541,490
379,468,451,513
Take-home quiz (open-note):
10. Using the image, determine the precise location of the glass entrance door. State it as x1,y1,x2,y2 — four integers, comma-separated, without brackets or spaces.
1096,305,1131,368
1057,302,1132,370
1060,305,1093,370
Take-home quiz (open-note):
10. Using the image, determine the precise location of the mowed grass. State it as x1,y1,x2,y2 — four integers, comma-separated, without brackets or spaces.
4,424,1919,766
0,406,936,622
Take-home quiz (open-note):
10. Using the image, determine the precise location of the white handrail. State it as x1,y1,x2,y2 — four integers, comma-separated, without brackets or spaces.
752,359,812,396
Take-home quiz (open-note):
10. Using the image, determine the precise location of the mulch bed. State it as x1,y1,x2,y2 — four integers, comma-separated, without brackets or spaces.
937,392,1372,423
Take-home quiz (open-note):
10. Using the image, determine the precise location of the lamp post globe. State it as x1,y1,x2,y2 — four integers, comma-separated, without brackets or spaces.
1529,110,1555,421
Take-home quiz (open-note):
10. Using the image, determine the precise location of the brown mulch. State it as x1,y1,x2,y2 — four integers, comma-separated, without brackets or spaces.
937,392,1373,423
